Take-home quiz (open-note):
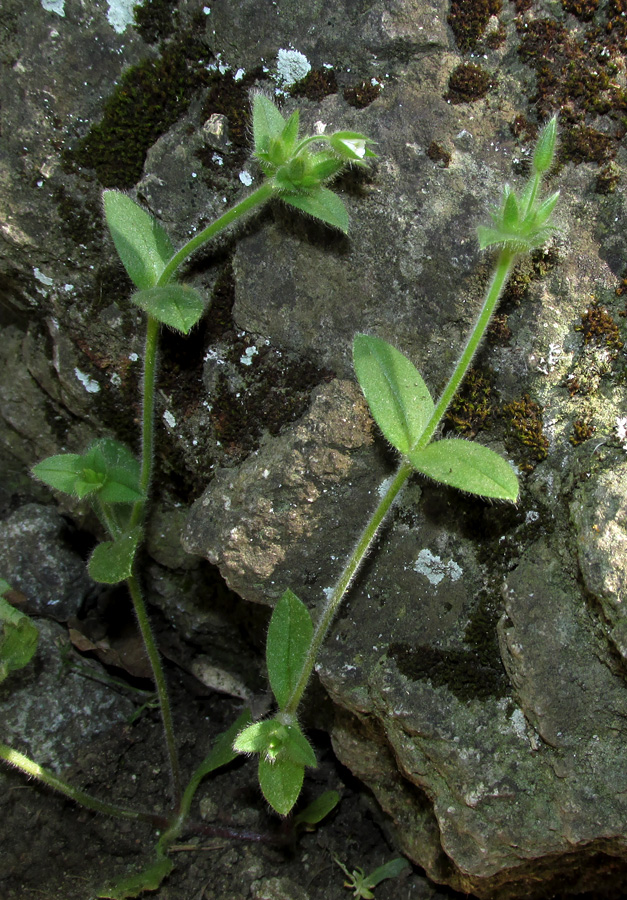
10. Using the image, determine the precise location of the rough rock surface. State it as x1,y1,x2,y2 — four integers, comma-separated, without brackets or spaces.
2,0,627,897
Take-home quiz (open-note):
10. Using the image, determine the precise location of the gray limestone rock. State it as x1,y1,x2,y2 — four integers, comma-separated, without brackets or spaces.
2,0,627,896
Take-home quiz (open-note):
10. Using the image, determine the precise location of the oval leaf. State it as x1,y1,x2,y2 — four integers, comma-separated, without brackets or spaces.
258,755,304,816
407,439,519,501
88,527,143,584
103,191,174,290
282,186,349,233
293,789,340,827
97,856,174,899
130,284,204,334
266,589,313,710
353,335,434,454
31,454,83,495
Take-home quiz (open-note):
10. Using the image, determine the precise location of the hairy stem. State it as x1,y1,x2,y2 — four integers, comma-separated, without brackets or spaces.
158,182,275,286
283,246,518,717
127,573,181,806
0,743,165,826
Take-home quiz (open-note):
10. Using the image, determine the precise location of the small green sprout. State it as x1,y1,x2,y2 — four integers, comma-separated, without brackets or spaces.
334,855,410,898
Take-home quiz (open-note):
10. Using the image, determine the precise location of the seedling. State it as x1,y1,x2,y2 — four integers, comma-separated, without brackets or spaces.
0,93,371,897
334,855,411,898
234,116,560,815
0,96,560,897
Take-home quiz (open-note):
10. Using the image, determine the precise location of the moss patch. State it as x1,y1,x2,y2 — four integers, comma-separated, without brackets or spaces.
445,63,496,104
343,79,381,109
445,368,496,437
290,68,338,102
66,25,214,188
447,0,502,53
503,395,549,472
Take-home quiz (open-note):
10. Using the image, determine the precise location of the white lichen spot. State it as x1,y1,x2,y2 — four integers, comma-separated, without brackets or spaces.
110,372,122,387
240,345,258,366
275,49,311,91
509,708,527,740
41,0,65,16
163,410,176,429
525,509,539,523
239,170,253,186
33,267,54,286
128,352,139,362
234,68,245,82
107,0,136,33
74,368,100,393
413,548,462,586
616,416,627,450
212,153,224,166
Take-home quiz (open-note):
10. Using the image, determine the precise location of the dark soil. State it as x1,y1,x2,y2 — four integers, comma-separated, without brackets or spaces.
0,656,455,900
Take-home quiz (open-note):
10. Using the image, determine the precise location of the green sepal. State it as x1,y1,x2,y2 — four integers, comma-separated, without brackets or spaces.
293,789,340,827
103,191,174,290
533,115,558,174
353,334,434,455
88,527,143,584
234,719,281,755
31,454,84,495
96,855,174,899
407,439,519,501
234,719,315,766
130,284,204,334
258,754,305,816
0,592,38,683
282,186,349,233
266,588,313,710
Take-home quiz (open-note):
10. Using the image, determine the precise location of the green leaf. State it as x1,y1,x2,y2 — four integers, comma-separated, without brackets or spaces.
353,335,434,454
97,855,174,899
266,589,313,710
280,109,300,152
83,440,143,504
130,284,205,334
363,858,411,890
88,527,143,584
103,190,174,290
31,454,84,495
258,754,305,816
293,789,340,827
282,723,317,767
407,439,519,500
0,594,38,683
282,186,349,233
252,93,287,153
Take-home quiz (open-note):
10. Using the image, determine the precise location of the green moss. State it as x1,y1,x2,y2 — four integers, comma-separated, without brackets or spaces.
290,68,338,101
445,368,496,436
65,28,213,188
445,64,496,104
575,300,624,350
447,0,502,53
343,79,381,109
562,0,600,21
133,0,178,44
570,418,596,445
503,395,549,472
426,141,451,168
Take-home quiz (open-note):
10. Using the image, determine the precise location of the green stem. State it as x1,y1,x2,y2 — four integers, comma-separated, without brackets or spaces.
157,182,275,287
127,573,181,806
0,743,164,826
411,246,517,451
283,246,519,718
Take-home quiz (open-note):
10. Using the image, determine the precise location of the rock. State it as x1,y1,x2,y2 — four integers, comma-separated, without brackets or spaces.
0,504,94,621
3,0,627,896
0,619,134,771
570,456,627,663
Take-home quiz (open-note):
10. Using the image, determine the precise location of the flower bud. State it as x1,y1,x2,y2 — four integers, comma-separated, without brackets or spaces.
533,116,558,175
